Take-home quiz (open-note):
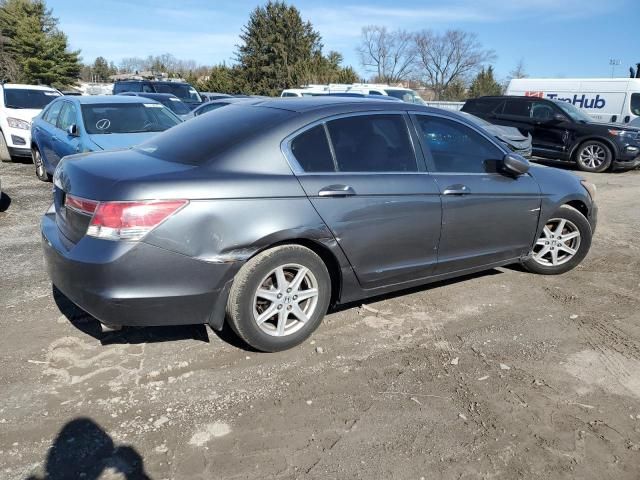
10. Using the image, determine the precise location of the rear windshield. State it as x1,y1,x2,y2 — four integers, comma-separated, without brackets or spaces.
153,83,202,102
161,97,192,115
81,103,181,134
136,105,292,164
4,89,61,109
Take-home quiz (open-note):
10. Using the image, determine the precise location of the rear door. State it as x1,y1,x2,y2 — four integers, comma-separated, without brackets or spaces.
412,113,541,274
285,112,442,289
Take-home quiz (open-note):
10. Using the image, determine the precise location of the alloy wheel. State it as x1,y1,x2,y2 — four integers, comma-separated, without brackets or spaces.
532,218,581,267
579,144,606,169
253,263,319,337
34,151,46,179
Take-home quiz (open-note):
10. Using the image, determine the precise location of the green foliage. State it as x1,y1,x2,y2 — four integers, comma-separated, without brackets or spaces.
235,1,356,96
441,79,467,101
468,66,503,98
197,64,248,95
0,0,80,87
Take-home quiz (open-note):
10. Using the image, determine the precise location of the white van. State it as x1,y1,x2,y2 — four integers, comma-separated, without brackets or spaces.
281,83,425,105
506,78,640,124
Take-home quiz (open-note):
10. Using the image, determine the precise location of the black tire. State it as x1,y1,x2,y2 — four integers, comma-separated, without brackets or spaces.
522,204,592,275
32,148,51,182
226,244,331,352
574,140,612,173
0,132,12,163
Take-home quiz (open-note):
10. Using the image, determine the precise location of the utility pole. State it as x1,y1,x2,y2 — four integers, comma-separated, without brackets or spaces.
609,59,621,78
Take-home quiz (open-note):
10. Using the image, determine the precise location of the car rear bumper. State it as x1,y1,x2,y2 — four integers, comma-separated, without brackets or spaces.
41,209,237,329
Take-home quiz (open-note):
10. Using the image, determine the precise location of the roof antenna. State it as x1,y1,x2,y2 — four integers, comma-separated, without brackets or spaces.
631,66,636,79
636,63,640,78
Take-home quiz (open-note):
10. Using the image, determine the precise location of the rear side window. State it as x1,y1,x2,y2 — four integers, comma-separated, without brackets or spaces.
326,114,417,172
290,125,335,172
463,98,501,114
114,82,141,93
503,99,531,117
415,116,503,173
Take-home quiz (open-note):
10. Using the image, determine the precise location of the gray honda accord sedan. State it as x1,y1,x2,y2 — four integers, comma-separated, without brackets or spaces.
42,98,597,352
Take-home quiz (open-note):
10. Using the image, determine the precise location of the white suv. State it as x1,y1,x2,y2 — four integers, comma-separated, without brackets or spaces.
0,83,61,162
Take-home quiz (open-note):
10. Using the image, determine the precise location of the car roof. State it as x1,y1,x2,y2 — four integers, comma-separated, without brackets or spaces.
246,96,430,113
1,83,58,91
63,95,162,105
115,79,191,85
119,92,179,99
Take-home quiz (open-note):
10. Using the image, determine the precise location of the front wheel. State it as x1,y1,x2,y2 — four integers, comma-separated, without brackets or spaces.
522,205,592,275
575,141,612,173
32,148,51,182
0,132,12,163
226,245,331,352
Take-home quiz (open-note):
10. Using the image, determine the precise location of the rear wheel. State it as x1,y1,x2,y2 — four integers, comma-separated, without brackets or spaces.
0,132,12,163
575,141,612,173
522,205,592,275
33,148,51,182
226,245,331,352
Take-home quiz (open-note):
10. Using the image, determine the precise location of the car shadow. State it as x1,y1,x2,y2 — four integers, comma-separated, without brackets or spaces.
530,157,579,171
0,191,11,212
25,417,152,480
52,286,210,345
329,268,503,314
52,269,505,352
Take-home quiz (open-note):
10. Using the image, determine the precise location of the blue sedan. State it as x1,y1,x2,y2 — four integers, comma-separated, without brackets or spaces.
30,95,182,181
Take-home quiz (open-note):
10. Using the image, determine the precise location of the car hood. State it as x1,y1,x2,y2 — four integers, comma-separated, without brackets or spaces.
485,124,529,142
3,108,41,123
87,132,162,151
584,121,640,132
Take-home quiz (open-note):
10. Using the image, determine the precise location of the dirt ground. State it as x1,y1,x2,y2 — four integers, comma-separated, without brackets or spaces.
1,159,640,480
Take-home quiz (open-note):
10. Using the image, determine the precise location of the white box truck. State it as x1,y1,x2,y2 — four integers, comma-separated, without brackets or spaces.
506,78,640,124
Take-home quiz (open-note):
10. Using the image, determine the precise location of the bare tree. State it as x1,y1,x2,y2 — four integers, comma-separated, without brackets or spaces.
508,59,528,80
357,25,415,84
413,30,495,100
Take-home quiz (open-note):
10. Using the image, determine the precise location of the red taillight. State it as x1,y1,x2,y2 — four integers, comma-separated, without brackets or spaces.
86,200,188,241
64,194,98,215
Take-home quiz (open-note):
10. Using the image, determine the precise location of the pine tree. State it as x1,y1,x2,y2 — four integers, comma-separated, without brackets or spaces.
236,1,356,96
0,0,80,87
468,66,503,98
92,56,110,82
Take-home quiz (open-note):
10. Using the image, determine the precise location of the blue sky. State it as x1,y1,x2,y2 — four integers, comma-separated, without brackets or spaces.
49,0,640,81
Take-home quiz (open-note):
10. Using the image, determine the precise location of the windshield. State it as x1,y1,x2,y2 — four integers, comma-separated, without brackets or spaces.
384,89,426,105
553,100,592,122
161,97,192,115
81,103,181,135
153,83,202,102
4,89,61,109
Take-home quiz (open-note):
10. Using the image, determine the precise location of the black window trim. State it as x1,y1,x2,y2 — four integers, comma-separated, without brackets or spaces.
281,110,426,175
408,111,511,176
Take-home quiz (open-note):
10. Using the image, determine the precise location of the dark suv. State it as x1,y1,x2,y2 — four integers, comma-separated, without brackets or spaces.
462,96,640,172
112,80,202,110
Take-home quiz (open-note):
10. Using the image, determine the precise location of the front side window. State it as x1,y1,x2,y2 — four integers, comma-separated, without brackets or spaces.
530,101,555,121
44,101,63,125
81,103,180,134
3,89,60,109
290,125,335,172
326,114,417,172
416,116,503,173
631,93,640,116
57,103,77,130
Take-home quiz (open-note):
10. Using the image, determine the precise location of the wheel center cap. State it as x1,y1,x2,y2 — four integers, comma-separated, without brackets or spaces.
283,296,291,304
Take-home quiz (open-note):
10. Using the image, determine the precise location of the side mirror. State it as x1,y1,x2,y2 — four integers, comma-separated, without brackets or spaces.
551,113,567,123
67,124,79,137
503,153,530,175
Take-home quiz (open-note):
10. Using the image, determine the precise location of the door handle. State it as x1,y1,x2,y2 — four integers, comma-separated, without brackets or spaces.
443,184,470,195
318,184,356,197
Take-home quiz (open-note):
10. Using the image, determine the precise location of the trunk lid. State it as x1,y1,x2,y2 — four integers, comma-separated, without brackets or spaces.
53,148,199,244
